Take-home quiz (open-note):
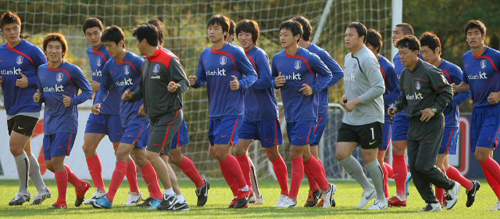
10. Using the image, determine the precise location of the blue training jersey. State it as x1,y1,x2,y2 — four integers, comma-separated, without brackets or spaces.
439,59,471,128
87,45,120,115
393,52,407,117
306,43,344,115
243,46,278,121
271,48,333,122
95,51,148,126
193,43,257,118
379,55,400,120
0,39,47,116
38,62,92,134
462,47,500,108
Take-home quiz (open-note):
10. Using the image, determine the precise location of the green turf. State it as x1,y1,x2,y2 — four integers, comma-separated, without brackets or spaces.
0,179,498,218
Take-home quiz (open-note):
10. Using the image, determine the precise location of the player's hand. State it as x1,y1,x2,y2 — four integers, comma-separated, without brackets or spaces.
15,72,29,88
230,75,240,90
388,106,398,117
33,89,41,103
275,72,286,87
340,94,347,108
189,75,197,86
92,103,101,115
138,103,146,116
488,91,500,105
122,89,133,101
168,81,181,93
345,97,360,113
90,80,100,92
63,95,71,107
299,83,313,96
420,108,435,122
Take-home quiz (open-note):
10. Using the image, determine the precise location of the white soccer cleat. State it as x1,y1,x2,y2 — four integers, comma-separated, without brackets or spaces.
31,188,51,205
445,182,460,210
489,201,500,211
322,183,337,208
126,191,143,206
368,199,388,210
275,195,288,207
357,188,376,209
276,196,297,208
84,189,106,205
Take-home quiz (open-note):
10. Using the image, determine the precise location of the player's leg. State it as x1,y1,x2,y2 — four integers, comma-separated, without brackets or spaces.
162,155,190,211
23,137,51,205
234,138,253,195
378,121,392,199
305,114,328,207
434,154,447,206
389,115,410,206
82,132,106,203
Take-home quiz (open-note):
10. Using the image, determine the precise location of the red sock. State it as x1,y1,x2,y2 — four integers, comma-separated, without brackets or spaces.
220,163,238,196
483,164,500,201
220,154,247,189
384,162,394,178
381,161,389,198
446,166,473,190
140,163,163,200
271,156,288,196
178,156,205,188
236,155,252,189
55,170,68,204
304,156,329,191
289,157,304,200
107,161,128,202
126,159,140,193
393,154,408,197
65,164,84,189
318,159,327,177
435,168,446,205
305,166,320,191
86,155,106,191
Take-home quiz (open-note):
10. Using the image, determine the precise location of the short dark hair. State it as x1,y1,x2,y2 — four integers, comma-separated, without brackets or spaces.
0,11,21,30
292,16,313,42
395,23,414,35
366,29,383,53
132,23,159,47
465,19,486,36
419,32,441,52
347,22,367,43
101,25,125,47
279,20,302,42
235,19,260,44
396,35,420,52
148,19,164,46
229,19,235,36
207,14,230,34
42,33,68,58
82,17,103,34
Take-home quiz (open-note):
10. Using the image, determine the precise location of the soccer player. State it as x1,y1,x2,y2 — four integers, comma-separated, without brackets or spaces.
292,15,344,207
0,11,51,206
420,31,480,207
388,23,415,207
233,19,289,207
34,33,93,209
336,22,387,210
366,28,400,200
189,14,257,208
81,17,142,206
389,35,461,212
91,25,163,210
453,19,500,211
272,19,335,208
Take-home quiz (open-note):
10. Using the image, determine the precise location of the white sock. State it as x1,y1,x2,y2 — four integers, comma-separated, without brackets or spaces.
164,188,175,196
240,185,250,192
176,194,186,204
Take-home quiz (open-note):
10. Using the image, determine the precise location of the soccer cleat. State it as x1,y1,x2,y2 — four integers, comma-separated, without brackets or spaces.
466,181,480,208
418,203,442,212
75,181,91,207
388,195,407,207
275,195,287,207
84,189,106,205
406,173,412,197
304,190,321,207
137,197,153,207
489,202,500,211
228,198,238,208
92,196,112,209
31,188,51,205
234,189,251,208
322,184,337,208
148,198,162,210
277,196,297,208
357,188,376,209
9,192,30,206
368,199,388,210
445,182,460,210
126,192,142,206
158,194,178,211
48,201,67,209
168,201,190,211
195,180,210,207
